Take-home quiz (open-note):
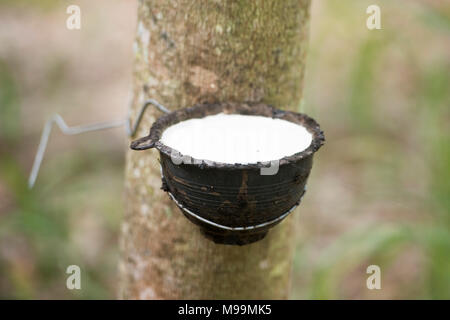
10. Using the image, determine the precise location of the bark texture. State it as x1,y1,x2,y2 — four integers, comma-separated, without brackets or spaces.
119,0,311,299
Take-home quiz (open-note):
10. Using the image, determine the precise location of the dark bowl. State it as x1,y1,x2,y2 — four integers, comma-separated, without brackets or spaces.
131,102,324,245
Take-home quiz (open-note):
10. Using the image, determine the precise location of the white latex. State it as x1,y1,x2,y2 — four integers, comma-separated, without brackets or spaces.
161,113,312,164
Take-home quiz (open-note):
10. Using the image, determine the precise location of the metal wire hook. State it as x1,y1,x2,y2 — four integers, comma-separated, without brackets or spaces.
28,99,171,189
125,99,171,137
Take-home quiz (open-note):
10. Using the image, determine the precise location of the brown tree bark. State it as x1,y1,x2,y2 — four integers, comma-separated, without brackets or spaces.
119,0,311,299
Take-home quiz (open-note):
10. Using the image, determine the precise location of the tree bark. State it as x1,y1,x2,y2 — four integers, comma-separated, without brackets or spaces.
119,0,311,299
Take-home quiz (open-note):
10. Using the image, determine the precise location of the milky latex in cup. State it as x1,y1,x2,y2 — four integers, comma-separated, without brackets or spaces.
160,113,313,164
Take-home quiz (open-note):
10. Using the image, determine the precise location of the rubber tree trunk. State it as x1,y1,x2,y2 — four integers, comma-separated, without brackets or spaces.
119,0,311,299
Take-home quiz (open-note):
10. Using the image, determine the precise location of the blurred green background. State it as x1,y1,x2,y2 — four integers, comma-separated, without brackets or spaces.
0,0,449,299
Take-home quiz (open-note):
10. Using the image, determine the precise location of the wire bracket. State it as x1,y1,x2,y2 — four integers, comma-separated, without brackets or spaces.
28,99,170,189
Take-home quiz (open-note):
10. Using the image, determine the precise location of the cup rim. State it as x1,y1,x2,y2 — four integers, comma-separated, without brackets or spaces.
131,101,325,170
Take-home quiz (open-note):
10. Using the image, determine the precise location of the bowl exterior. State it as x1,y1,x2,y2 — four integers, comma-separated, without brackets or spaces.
160,152,313,244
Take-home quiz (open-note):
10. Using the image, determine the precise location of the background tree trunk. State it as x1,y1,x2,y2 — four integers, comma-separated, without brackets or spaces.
119,0,311,299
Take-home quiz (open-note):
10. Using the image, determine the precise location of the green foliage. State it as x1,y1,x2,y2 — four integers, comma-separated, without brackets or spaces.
0,60,21,143
419,67,450,224
291,0,450,300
